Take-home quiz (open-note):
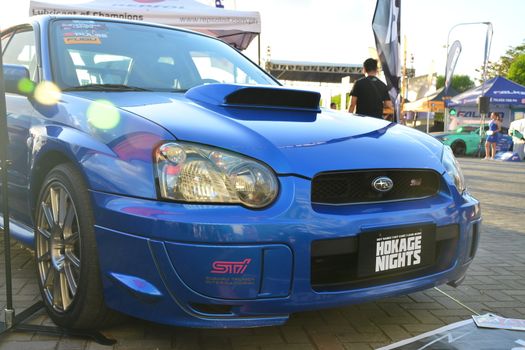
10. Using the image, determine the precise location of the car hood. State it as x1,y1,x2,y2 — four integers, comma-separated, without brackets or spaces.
70,87,446,178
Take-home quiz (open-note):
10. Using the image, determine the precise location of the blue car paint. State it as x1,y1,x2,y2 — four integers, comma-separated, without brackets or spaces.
1,16,481,328
89,180,480,327
70,90,447,178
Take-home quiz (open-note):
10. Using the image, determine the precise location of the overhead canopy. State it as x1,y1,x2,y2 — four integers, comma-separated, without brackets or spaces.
29,0,261,50
265,60,363,83
448,76,525,107
404,86,458,112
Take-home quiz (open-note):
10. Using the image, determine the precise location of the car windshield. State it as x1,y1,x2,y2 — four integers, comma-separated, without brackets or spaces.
50,19,276,91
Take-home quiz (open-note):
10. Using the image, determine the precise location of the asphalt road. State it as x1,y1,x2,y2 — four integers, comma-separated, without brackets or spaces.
0,158,523,350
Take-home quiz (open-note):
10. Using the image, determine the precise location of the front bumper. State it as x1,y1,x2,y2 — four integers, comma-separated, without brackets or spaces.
91,176,481,328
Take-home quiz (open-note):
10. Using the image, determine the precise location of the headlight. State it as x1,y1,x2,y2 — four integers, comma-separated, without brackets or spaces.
441,145,465,193
155,142,279,208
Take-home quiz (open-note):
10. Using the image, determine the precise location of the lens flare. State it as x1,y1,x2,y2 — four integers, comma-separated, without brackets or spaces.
34,81,61,105
87,100,121,130
17,78,36,94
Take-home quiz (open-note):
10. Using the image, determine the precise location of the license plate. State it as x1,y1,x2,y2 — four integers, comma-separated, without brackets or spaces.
357,225,436,277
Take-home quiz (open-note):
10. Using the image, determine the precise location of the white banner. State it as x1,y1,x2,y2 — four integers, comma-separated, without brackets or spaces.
29,0,261,49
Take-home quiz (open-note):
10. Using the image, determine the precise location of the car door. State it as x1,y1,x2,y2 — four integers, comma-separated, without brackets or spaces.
1,26,39,226
463,130,480,154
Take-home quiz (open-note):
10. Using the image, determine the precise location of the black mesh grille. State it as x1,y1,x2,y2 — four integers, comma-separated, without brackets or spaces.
312,169,441,205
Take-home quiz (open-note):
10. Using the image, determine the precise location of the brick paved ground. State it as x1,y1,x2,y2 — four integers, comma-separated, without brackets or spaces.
0,158,523,349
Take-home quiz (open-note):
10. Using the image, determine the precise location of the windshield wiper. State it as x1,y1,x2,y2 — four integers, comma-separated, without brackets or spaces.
62,84,152,92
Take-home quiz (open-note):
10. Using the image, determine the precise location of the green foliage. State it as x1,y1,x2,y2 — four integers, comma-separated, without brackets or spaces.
480,42,525,79
436,75,475,93
507,54,525,85
331,93,350,109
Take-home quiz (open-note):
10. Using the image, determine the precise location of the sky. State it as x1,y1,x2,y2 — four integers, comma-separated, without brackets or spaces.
2,0,524,79
222,0,525,80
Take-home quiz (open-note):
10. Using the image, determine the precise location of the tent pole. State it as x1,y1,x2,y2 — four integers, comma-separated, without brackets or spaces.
257,34,261,67
478,23,493,158
444,108,449,131
0,31,15,329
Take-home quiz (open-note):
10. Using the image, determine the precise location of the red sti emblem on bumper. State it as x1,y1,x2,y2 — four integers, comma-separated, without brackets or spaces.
211,259,252,274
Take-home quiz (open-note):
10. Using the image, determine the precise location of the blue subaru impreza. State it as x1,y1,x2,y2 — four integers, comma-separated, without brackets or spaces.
1,16,481,329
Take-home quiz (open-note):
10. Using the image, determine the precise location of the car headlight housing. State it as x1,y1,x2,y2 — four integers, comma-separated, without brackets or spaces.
155,142,279,208
441,145,466,193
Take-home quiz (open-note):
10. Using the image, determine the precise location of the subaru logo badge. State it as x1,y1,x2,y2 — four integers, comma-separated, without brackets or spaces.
372,176,394,192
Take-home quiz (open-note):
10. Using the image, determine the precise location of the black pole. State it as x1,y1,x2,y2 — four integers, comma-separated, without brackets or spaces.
0,33,15,328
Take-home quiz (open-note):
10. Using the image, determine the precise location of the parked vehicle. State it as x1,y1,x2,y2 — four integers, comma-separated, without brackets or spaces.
432,124,513,157
1,16,481,329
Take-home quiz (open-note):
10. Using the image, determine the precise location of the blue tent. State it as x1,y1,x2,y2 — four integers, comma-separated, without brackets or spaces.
448,76,525,107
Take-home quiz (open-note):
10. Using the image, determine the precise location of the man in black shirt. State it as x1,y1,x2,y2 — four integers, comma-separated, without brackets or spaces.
348,58,393,119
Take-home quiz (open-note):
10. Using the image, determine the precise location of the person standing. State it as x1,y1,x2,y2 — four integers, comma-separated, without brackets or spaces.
348,58,393,119
509,117,525,160
484,112,501,160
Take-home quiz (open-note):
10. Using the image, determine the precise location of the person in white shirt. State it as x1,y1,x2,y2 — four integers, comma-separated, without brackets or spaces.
508,118,525,160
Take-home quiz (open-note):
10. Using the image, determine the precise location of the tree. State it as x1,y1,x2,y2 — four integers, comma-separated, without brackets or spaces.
507,54,525,86
331,93,350,110
480,42,525,79
436,75,475,93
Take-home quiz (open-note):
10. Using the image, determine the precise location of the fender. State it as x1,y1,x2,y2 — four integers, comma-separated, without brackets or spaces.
28,94,175,206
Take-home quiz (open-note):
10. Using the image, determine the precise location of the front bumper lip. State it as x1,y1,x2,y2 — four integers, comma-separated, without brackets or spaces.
91,176,481,328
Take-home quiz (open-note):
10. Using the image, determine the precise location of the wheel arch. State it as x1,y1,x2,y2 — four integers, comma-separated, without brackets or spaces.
28,126,104,215
450,139,467,155
29,149,84,215
451,139,466,147
27,118,169,212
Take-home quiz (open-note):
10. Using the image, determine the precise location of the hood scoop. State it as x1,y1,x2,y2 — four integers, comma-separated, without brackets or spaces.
185,84,321,112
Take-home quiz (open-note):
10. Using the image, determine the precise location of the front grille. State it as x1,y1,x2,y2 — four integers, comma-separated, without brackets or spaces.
311,224,459,292
312,169,441,205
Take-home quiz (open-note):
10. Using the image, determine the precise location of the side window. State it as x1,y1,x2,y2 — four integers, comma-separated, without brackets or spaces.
2,29,38,80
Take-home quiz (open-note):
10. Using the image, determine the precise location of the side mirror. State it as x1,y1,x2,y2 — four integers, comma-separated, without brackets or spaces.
2,64,33,96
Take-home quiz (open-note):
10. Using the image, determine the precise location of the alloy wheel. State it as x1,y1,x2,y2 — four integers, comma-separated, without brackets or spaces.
36,182,81,313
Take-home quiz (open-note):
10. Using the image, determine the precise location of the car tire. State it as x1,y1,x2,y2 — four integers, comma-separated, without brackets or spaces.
451,141,466,157
34,163,121,329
